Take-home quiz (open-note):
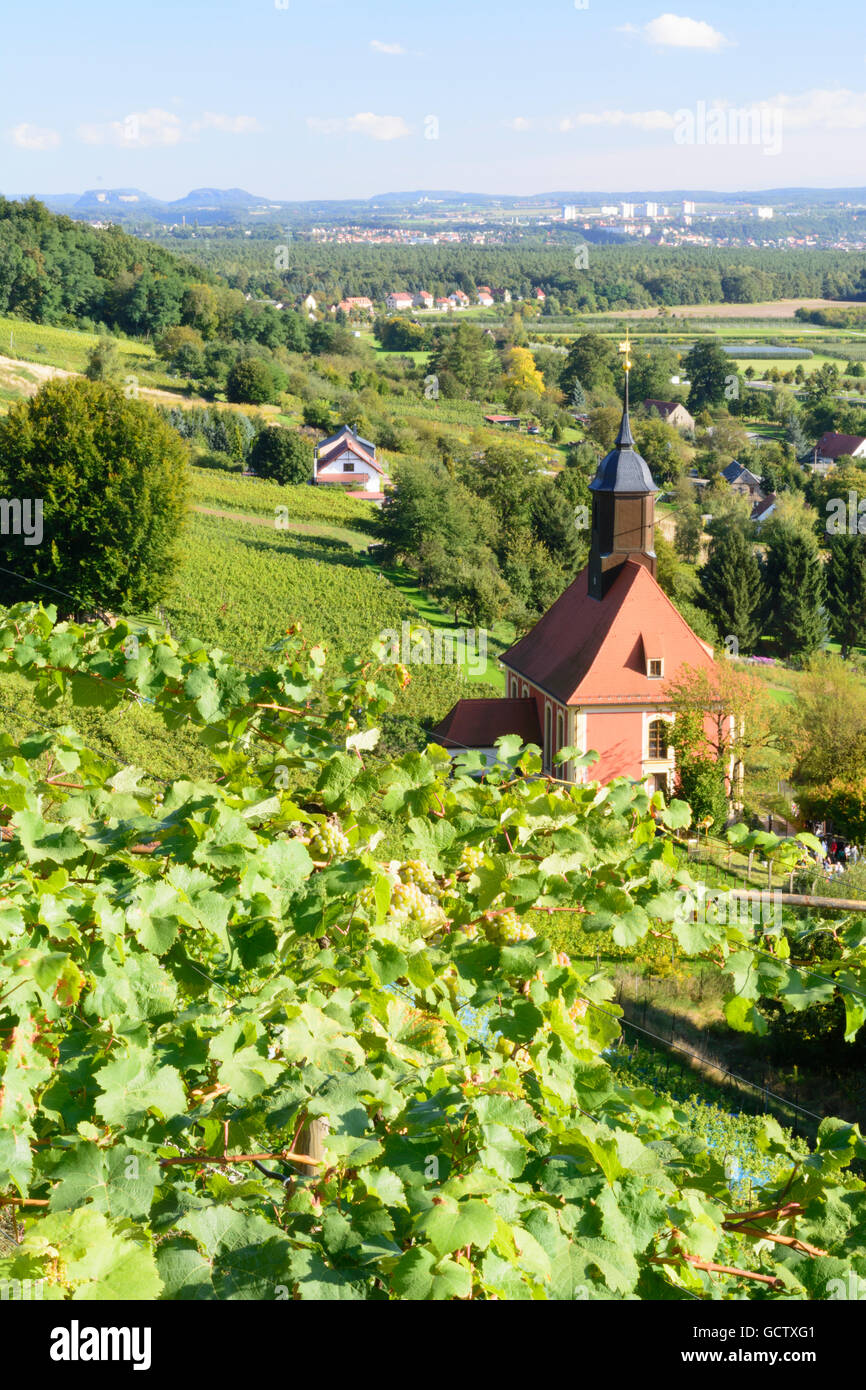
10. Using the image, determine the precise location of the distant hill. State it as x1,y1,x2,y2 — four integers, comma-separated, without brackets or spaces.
5,185,865,229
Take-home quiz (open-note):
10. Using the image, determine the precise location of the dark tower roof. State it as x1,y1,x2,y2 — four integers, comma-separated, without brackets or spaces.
589,408,658,494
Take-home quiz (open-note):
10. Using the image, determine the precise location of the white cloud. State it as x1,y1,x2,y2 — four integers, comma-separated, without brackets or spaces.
11,123,60,150
77,109,184,147
192,112,263,134
370,40,406,55
768,88,866,130
76,108,262,147
561,108,678,131
507,117,532,131
623,13,732,50
307,112,411,140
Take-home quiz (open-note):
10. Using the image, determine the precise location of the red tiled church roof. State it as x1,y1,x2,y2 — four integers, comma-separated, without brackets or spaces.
432,698,541,749
500,561,714,705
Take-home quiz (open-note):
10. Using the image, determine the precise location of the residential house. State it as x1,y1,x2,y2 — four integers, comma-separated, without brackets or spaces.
492,288,512,304
413,290,434,309
313,426,389,502
812,432,866,470
476,285,494,306
448,290,470,309
721,461,764,499
642,399,696,433
751,493,777,524
434,398,732,792
386,291,414,312
434,297,451,311
337,296,374,316
534,288,546,302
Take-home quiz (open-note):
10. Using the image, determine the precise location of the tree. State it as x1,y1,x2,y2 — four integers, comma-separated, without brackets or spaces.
674,501,703,564
789,653,866,789
628,342,681,405
632,417,690,485
763,527,826,659
249,427,313,485
669,720,729,832
686,340,732,411
825,532,866,656
226,357,281,405
430,322,496,398
530,481,584,572
84,335,120,382
503,347,544,407
0,378,188,614
570,378,587,412
560,333,617,398
699,526,763,654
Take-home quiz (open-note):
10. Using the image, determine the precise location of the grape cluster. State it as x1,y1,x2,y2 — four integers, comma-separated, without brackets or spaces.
489,910,536,944
309,821,351,858
459,845,485,872
391,880,441,925
400,859,438,893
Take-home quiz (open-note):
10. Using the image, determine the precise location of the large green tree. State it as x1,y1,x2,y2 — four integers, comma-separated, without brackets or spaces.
763,527,826,659
686,340,733,411
699,525,763,654
0,378,188,615
250,427,314,485
826,531,866,657
560,333,618,399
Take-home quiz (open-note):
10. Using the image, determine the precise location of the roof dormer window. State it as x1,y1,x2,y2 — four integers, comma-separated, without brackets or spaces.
648,658,663,679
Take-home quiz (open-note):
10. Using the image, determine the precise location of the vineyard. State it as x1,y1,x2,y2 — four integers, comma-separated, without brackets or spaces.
1,605,866,1302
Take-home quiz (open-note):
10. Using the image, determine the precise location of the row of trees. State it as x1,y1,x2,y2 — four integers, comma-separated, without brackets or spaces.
375,441,592,627
158,229,866,315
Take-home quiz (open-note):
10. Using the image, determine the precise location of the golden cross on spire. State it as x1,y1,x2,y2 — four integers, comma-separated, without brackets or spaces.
618,329,632,373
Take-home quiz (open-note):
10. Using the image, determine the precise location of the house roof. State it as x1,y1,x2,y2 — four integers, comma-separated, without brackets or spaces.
431,698,541,749
589,408,658,494
721,460,762,488
643,398,691,419
484,414,521,424
500,561,714,705
388,291,414,301
751,492,777,521
317,427,382,472
815,432,866,459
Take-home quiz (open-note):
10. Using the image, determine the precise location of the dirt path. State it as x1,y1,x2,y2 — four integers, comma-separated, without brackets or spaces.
0,352,283,415
192,505,367,548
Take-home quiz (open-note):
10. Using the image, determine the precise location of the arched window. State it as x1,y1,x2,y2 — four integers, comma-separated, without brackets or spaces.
556,710,564,772
544,704,552,772
648,719,668,760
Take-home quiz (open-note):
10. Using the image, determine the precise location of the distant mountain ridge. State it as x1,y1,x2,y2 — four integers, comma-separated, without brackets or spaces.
5,185,866,227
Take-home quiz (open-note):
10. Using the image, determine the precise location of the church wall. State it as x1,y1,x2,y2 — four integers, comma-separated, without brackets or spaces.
584,709,646,782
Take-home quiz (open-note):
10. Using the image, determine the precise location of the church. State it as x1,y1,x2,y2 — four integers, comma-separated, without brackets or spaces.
433,339,724,792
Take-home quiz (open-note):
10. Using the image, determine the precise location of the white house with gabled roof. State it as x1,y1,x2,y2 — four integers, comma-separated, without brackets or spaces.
313,426,390,502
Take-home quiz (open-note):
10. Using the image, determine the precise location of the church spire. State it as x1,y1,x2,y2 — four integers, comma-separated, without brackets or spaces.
587,335,658,599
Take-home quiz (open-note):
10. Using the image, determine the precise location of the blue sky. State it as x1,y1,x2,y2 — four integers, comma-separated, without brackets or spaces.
2,0,864,199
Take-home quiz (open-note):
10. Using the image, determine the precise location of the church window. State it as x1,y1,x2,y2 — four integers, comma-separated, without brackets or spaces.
648,719,668,759
544,705,552,771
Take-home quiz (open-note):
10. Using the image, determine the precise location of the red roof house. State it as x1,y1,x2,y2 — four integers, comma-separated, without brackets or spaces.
433,399,728,791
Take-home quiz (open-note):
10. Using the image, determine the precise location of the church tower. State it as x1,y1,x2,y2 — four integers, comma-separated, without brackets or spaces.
587,332,658,600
